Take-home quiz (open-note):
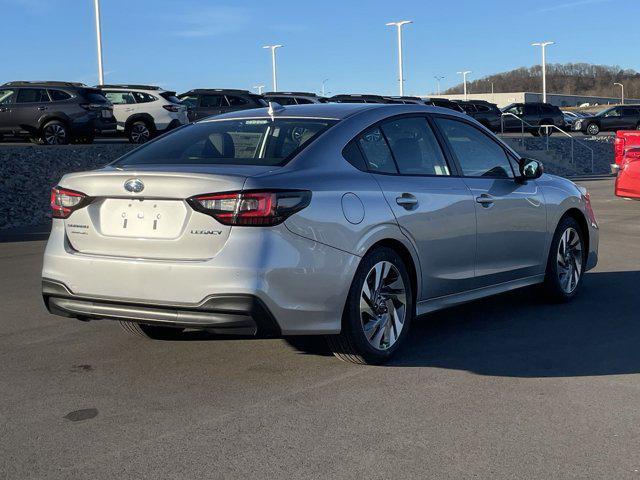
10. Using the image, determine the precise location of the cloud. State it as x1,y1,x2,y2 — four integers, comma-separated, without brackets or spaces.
170,6,252,37
535,0,613,13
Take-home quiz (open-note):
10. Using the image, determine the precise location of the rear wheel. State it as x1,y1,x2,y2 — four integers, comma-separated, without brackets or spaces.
326,247,414,365
119,321,185,340
40,120,69,145
127,120,152,143
542,216,585,302
586,123,600,136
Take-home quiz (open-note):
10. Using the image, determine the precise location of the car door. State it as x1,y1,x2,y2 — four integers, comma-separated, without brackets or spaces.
523,104,541,127
13,88,51,132
600,107,624,131
622,107,640,130
502,104,524,132
433,116,548,287
0,88,16,132
197,94,225,119
356,115,477,300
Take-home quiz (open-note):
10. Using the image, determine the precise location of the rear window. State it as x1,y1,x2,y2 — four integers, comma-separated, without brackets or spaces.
160,91,182,104
80,89,109,104
115,118,337,167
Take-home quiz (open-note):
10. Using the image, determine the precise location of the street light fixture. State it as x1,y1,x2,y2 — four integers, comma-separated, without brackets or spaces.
321,78,329,97
531,41,555,103
457,71,472,100
93,0,104,85
253,85,265,95
385,20,413,96
434,76,444,95
614,82,625,105
262,45,283,91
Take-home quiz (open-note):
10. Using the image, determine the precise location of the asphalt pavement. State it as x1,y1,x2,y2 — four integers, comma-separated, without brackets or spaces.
1,178,639,479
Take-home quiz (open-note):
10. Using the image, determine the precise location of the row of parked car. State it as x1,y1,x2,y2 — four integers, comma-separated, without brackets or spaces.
1,80,639,145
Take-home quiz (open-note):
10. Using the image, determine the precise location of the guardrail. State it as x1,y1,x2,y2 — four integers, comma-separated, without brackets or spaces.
500,112,595,173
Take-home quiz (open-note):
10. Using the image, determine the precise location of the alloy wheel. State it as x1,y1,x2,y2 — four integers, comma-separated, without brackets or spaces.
557,227,583,294
130,123,150,143
587,124,599,136
44,124,66,145
359,261,407,350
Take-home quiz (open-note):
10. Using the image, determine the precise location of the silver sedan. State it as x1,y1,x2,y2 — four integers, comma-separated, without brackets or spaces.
43,103,599,364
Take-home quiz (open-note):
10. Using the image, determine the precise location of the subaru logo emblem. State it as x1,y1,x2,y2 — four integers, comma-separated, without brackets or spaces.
124,178,144,193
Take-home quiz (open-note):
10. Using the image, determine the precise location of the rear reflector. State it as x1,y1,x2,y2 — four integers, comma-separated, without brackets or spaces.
188,190,311,226
50,187,90,219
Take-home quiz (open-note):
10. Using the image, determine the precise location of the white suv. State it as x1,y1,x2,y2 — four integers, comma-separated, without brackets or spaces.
99,85,189,143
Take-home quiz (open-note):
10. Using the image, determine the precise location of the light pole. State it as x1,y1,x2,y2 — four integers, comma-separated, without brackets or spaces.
93,0,104,85
434,76,444,95
614,82,624,104
253,85,265,95
532,41,554,103
321,78,329,97
457,71,471,100
262,45,283,91
385,20,412,96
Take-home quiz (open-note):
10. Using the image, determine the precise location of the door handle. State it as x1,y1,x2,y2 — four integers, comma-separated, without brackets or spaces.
476,194,495,207
37,106,47,111
396,193,418,209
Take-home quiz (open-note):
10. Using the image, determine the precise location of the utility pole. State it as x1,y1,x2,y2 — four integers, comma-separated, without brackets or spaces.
614,82,624,104
262,45,283,91
434,76,444,95
93,0,104,85
532,41,555,103
457,71,471,100
385,20,412,96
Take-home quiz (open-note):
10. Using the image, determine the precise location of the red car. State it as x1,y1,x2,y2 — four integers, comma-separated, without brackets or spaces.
615,146,640,199
614,130,640,167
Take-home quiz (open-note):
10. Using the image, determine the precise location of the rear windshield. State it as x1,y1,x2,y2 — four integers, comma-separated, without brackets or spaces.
114,118,337,167
80,88,109,104
160,91,182,104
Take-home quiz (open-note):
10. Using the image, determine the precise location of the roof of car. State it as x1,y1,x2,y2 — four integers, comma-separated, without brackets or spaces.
179,89,255,96
2,81,87,88
96,84,163,91
264,91,319,97
196,102,462,122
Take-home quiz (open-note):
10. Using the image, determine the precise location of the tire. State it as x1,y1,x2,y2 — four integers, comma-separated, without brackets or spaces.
127,120,153,144
542,216,586,303
40,120,69,145
119,321,185,340
586,123,600,136
326,247,414,365
539,126,553,137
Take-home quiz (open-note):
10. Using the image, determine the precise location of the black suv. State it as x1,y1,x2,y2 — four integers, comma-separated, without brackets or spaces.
501,102,565,136
0,81,115,144
264,92,326,105
384,96,466,113
177,89,267,121
453,100,502,132
571,105,640,136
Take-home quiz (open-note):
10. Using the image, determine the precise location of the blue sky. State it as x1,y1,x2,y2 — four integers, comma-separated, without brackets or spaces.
1,0,637,96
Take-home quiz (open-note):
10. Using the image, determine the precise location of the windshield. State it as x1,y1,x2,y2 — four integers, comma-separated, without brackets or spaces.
114,118,337,167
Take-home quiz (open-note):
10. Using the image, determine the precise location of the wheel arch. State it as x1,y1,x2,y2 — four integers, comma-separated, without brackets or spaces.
557,207,590,258
124,113,156,133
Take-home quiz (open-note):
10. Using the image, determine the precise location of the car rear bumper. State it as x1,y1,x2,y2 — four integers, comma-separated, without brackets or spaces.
42,220,359,335
43,279,280,336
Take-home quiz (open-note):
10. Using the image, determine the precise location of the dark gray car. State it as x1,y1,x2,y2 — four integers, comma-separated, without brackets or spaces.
0,81,115,144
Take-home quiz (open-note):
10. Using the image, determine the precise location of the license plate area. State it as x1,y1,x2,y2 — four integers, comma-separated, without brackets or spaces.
99,199,188,239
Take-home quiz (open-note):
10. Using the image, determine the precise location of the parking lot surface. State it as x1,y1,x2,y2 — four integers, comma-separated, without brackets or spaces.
1,178,639,479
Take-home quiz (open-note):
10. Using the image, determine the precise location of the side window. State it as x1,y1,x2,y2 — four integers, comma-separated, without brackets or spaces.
460,104,476,113
623,108,639,117
132,92,156,103
226,95,248,107
342,141,368,171
179,95,199,108
357,127,397,174
295,97,314,104
603,107,622,117
201,95,223,107
380,117,450,176
104,91,136,105
16,89,49,103
504,105,524,116
268,96,296,106
48,90,71,101
475,104,490,112
435,117,514,178
0,89,16,104
523,104,539,116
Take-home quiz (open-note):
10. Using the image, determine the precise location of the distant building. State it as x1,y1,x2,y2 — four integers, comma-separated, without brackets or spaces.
427,92,640,108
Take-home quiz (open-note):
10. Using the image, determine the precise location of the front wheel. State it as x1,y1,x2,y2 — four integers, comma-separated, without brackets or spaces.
586,123,600,136
542,217,586,302
326,247,414,364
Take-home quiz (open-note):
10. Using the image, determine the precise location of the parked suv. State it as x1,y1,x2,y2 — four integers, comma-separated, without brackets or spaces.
453,100,502,132
0,81,115,144
178,89,267,122
501,102,565,136
572,105,640,136
98,85,188,143
264,92,325,105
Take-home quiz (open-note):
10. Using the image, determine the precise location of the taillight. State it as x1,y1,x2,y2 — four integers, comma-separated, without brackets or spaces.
163,105,181,112
188,190,311,226
79,103,106,111
583,192,597,228
50,187,90,219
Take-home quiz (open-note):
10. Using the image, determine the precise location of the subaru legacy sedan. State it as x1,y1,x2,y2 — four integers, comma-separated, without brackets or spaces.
43,103,599,364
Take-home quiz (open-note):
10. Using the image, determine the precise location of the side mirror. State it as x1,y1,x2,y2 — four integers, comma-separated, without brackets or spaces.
519,158,544,180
